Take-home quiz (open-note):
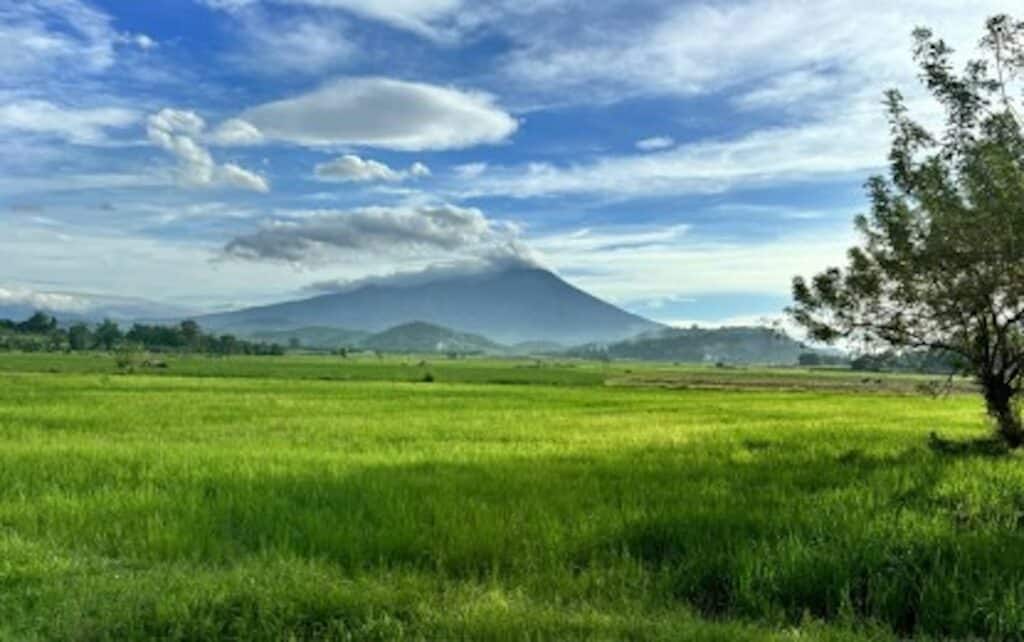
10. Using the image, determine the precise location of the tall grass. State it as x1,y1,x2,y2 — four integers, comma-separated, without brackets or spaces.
0,357,1016,640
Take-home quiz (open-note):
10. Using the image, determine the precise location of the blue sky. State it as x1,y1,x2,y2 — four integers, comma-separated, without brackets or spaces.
0,0,1014,325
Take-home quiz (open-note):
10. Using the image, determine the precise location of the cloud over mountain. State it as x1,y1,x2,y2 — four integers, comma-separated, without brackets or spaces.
222,203,526,264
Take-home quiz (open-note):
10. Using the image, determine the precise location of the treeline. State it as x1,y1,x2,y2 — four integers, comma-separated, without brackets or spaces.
798,348,960,374
0,312,283,355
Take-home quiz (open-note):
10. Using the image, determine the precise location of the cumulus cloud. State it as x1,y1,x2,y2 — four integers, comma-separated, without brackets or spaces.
0,100,139,145
313,154,431,183
635,136,674,151
239,77,517,151
209,118,265,146
222,203,526,265
147,108,269,192
313,155,400,182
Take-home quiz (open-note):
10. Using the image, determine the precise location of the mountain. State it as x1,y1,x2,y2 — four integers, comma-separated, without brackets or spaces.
569,326,809,364
361,322,501,354
198,267,662,344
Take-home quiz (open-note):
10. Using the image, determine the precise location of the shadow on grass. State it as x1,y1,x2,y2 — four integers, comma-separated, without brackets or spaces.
927,431,1010,457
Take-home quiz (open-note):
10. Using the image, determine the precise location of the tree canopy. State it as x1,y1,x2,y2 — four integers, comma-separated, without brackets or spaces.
790,15,1024,447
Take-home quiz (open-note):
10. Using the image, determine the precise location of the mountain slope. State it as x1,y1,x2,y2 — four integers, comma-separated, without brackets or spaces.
243,326,371,349
361,322,502,354
199,267,662,344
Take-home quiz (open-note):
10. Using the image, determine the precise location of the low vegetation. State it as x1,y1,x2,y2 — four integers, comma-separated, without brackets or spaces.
0,352,1019,640
0,312,283,355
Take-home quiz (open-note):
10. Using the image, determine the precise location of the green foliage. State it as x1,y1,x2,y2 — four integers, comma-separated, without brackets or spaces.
0,313,284,357
67,322,92,351
0,355,1012,640
572,326,807,364
16,311,58,334
791,15,1024,446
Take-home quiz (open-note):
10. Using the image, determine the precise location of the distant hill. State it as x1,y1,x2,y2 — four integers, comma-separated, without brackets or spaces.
243,326,371,350
198,267,662,344
361,322,501,354
569,326,809,364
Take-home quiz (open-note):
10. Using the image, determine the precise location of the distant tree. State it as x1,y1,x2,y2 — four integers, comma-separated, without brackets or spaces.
67,323,92,351
180,320,200,351
94,319,123,351
790,15,1024,447
288,337,301,350
217,334,238,355
798,352,823,366
17,311,57,334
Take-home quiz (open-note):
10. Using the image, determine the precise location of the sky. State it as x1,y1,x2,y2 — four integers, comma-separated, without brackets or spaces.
0,0,1017,327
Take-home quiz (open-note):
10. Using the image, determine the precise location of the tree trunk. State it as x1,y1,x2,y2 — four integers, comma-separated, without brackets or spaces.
982,377,1024,448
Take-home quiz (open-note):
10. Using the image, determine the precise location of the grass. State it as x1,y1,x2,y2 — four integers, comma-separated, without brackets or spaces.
0,353,1019,640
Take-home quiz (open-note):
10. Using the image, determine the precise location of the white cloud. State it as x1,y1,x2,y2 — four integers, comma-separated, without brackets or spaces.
239,77,517,151
304,253,538,294
209,118,265,146
313,155,432,183
0,100,139,145
0,223,308,310
223,203,525,265
635,136,674,151
147,108,269,192
463,104,887,198
446,1,1016,199
133,33,157,50
284,0,461,39
0,1,159,82
199,0,462,39
0,285,91,312
409,161,431,178
502,1,1010,99
732,69,840,111
529,223,857,304
227,10,356,74
0,0,118,76
314,154,402,182
117,32,158,51
454,162,488,178
220,163,271,192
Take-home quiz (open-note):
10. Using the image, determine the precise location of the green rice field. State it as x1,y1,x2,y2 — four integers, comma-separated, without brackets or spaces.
0,353,1020,641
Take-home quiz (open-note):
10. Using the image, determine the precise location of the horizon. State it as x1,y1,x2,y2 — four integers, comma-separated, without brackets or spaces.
0,1,1015,329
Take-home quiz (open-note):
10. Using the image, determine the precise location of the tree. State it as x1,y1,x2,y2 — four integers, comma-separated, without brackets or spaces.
790,15,1024,447
180,320,200,351
17,311,57,334
94,319,123,351
68,323,92,351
